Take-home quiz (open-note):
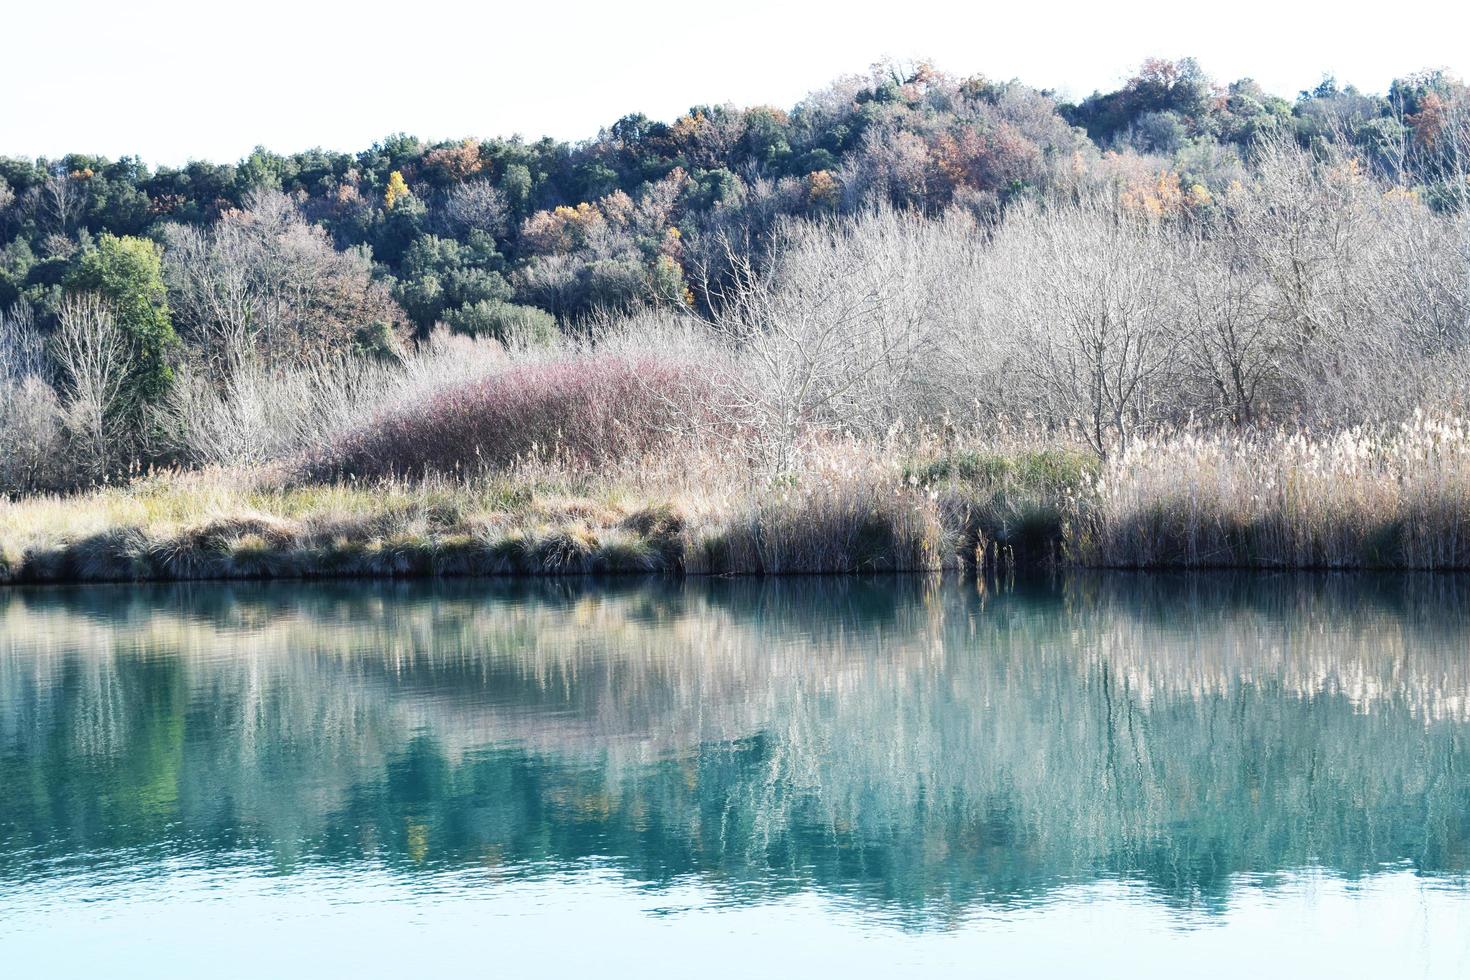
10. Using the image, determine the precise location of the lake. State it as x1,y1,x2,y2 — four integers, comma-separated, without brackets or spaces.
2,574,1468,978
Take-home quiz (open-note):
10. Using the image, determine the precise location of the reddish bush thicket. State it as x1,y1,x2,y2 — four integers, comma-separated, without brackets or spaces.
316,353,716,477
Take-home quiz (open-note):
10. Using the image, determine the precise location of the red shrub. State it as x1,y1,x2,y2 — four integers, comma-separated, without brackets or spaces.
318,353,714,477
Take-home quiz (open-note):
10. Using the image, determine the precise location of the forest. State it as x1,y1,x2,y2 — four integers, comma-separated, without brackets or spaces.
2,58,1470,577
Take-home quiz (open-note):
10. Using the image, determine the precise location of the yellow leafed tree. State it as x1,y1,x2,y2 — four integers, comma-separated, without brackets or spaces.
384,170,409,210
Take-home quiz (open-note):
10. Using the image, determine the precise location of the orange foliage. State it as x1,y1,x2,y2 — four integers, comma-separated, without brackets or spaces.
1408,92,1447,148
659,226,684,261
927,122,1040,201
744,105,790,126
1099,152,1211,217
806,170,841,210
1121,171,1183,215
1326,157,1368,187
423,139,484,183
599,190,635,228
521,202,606,254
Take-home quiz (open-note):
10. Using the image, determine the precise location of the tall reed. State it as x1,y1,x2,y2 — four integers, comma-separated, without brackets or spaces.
1078,413,1470,569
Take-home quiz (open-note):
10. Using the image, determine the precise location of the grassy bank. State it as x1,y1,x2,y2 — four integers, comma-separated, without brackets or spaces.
0,437,1095,584
0,451,961,584
10,416,1470,583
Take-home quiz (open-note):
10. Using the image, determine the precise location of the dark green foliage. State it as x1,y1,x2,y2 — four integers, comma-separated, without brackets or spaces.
371,191,428,266
683,168,744,211
393,232,511,329
1066,57,1214,144
442,299,555,345
355,320,402,359
498,163,533,214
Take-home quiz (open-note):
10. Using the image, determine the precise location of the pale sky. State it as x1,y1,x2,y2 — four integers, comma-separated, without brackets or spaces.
6,0,1470,166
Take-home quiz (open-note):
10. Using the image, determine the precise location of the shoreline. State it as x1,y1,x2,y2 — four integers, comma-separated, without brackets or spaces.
11,429,1470,585
10,496,1470,587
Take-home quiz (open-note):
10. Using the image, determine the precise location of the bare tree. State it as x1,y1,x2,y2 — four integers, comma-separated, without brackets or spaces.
0,376,64,494
34,171,88,237
989,197,1183,456
0,302,49,383
161,221,256,375
52,292,132,476
1437,93,1470,340
442,179,509,237
1175,229,1279,426
1225,134,1470,423
0,302,63,493
694,209,947,471
162,190,406,376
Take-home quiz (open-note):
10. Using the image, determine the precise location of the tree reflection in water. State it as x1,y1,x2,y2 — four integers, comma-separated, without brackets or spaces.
2,573,1468,927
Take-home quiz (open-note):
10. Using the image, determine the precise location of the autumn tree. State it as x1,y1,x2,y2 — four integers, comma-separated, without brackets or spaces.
422,139,484,185
384,170,410,209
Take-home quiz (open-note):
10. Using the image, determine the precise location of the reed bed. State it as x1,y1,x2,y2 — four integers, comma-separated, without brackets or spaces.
1080,413,1470,569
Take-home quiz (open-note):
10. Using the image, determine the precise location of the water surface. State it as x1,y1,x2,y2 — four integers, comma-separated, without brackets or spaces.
2,574,1469,977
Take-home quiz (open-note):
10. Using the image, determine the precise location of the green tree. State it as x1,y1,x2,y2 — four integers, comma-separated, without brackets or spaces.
237,146,287,193
65,234,177,405
393,232,511,329
499,164,533,214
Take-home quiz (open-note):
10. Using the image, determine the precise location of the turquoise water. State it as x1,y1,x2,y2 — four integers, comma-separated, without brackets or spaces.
2,575,1468,977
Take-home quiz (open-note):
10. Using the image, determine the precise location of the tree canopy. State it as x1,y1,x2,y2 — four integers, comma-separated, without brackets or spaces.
1,58,1466,352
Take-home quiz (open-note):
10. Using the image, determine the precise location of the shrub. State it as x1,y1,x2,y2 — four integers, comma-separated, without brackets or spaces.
910,448,1096,494
909,447,1097,566
443,299,556,346
156,333,512,469
316,351,716,478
